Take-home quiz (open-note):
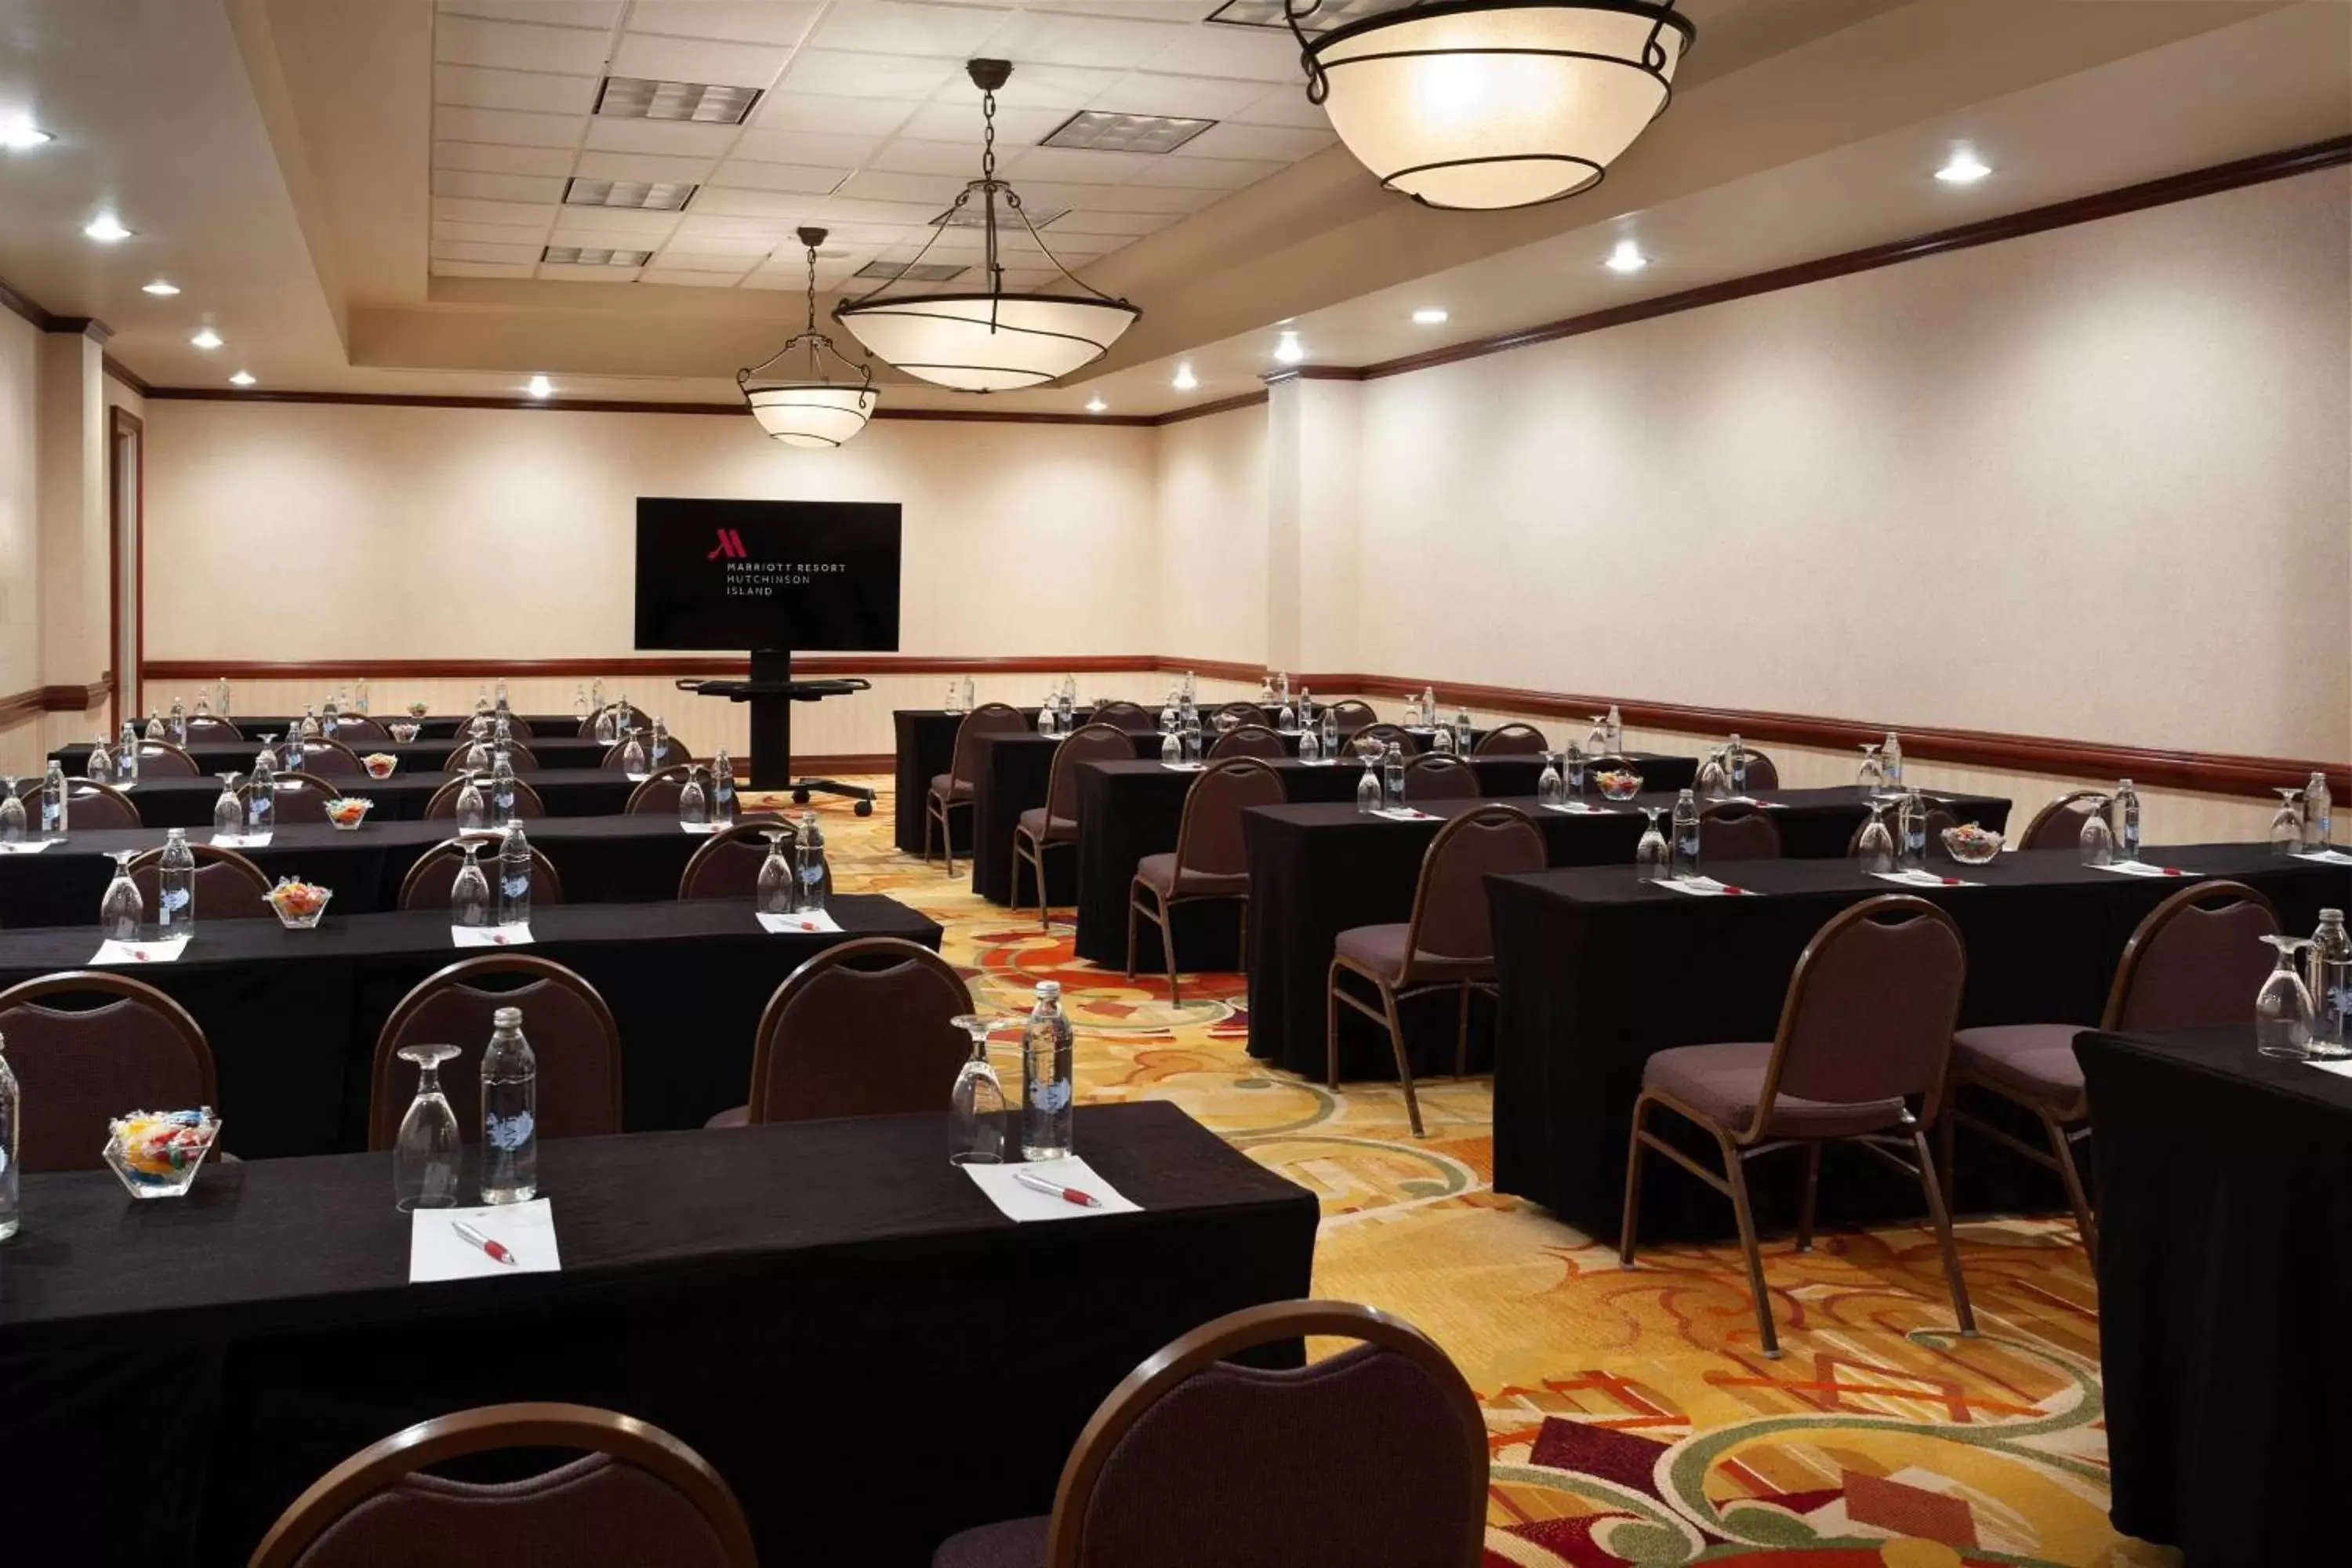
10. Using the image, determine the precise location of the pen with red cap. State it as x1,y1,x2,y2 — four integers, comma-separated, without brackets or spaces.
453,1219,519,1265
1014,1168,1102,1209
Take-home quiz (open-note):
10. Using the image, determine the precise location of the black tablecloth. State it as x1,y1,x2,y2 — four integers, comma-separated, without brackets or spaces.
1488,844,2345,1238
52,734,609,774
0,894,938,1157
2078,1024,2352,1564
0,815,741,927
0,1101,1318,1568
1243,785,2002,1085
53,766,636,828
1073,754,1551,968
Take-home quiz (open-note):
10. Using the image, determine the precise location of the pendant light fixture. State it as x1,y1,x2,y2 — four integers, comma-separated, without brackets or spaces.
736,227,878,448
833,59,1139,393
1285,0,1697,212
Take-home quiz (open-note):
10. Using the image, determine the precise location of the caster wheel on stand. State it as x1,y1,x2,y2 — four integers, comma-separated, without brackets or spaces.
854,800,873,817
791,789,811,804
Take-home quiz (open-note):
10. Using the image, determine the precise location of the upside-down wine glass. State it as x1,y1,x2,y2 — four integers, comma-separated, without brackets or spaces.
756,827,795,914
1635,807,1669,881
393,1043,463,1210
1536,753,1564,807
212,774,241,838
948,1014,1009,1165
2078,807,2115,867
257,733,281,773
449,841,491,927
0,779,22,845
100,850,143,940
2255,936,2319,1059
1857,744,1885,791
1856,800,1896,875
621,727,649,778
678,766,710,827
2270,789,2306,856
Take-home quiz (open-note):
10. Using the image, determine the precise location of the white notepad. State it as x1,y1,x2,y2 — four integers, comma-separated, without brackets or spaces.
963,1157,1140,1223
211,832,270,849
757,910,840,934
2295,848,2352,866
409,1201,561,1282
89,934,191,964
451,924,534,948
677,822,720,834
1543,802,1615,815
0,840,54,854
1160,761,1205,772
2089,859,2190,878
1372,808,1437,821
1653,876,1755,898
1870,869,1982,888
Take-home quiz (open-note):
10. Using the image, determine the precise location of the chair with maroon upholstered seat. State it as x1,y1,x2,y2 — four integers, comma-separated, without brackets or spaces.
1207,722,1286,760
183,713,243,742
129,843,274,921
134,739,202,777
1327,805,1544,1138
677,815,803,900
1014,723,1131,929
397,834,566,913
1699,801,1782,862
423,775,546,821
368,955,618,1150
0,972,214,1172
1325,699,1378,734
287,736,366,777
623,762,699,816
29,776,143,829
1088,699,1155,733
1620,895,1976,1358
2017,789,2112,851
706,937,971,1127
1472,722,1547,756
1942,878,2279,1262
925,702,1027,876
1399,753,1479,804
1127,757,1285,1008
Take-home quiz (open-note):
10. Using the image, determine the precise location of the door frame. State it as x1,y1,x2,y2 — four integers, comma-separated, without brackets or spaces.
107,405,144,728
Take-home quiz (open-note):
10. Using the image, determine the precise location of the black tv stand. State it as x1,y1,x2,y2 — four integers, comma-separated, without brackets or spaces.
677,648,875,815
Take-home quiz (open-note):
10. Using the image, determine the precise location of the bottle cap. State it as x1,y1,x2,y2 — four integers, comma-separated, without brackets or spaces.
2324,909,2343,920
492,1006,521,1029
1036,981,1062,1000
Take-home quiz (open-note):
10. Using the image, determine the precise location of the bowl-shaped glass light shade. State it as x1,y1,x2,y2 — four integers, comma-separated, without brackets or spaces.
746,383,879,448
834,292,1140,393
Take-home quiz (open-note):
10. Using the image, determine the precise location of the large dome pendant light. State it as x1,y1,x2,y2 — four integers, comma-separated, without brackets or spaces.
736,227,878,448
833,59,1139,393
1285,0,1697,212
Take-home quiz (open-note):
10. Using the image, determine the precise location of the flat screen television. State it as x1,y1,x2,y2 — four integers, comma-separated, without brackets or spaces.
633,499,902,652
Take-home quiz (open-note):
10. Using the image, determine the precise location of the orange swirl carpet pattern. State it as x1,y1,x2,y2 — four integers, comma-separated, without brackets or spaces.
789,782,2161,1567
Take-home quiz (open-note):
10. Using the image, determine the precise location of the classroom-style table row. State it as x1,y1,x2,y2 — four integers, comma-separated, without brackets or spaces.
34,766,640,827
1486,846,2347,1238
0,894,938,1157
0,1102,1317,1566
1242,786,2013,1085
51,731,612,775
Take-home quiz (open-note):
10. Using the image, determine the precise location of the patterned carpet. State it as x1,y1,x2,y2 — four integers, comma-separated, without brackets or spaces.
789,782,2164,1568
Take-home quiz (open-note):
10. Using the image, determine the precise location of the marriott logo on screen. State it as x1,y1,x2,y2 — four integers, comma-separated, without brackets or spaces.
706,528,749,561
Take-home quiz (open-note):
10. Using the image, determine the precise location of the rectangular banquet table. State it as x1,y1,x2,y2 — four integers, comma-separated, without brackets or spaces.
49,765,637,827
1244,784,1994,1085
51,732,610,774
890,705,1162,856
0,894,938,1158
1073,753,1555,967
0,1101,1319,1568
2077,1024,2352,1566
1486,844,2346,1238
229,711,582,742
0,814,751,927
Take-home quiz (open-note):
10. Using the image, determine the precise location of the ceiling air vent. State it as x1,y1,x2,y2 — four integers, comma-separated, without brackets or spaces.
564,178,698,212
934,201,1069,230
855,260,969,283
1042,110,1214,154
593,76,762,125
542,245,652,267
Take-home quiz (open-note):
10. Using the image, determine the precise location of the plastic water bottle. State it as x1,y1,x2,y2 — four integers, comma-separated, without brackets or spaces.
496,822,532,927
1454,706,1473,753
157,828,196,938
40,762,67,841
710,749,735,826
796,812,828,915
1181,718,1202,762
247,749,274,836
1020,981,1074,1162
2306,771,2334,850
354,677,368,715
1160,729,1181,764
2308,909,2350,1043
1381,742,1405,808
457,775,486,832
961,677,975,712
1298,723,1321,763
1897,789,1926,873
1421,686,1436,724
1319,710,1338,758
117,720,139,786
573,684,589,720
2113,778,2141,861
1670,789,1701,880
1728,733,1748,796
217,675,231,717
490,750,518,827
478,1005,538,1204
495,680,510,722
1565,743,1587,797
1607,704,1624,753
168,696,187,745
1882,731,1904,788
590,676,604,713
0,1033,18,1240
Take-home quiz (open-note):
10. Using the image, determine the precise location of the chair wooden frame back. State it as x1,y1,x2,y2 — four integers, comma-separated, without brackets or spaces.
2098,878,2280,1032
127,843,274,918
742,936,971,1123
395,833,568,913
55,776,143,827
134,738,203,776
238,771,336,822
1173,757,1286,880
368,953,618,1149
625,762,700,815
2020,789,2113,850
247,1402,757,1568
0,967,216,1102
423,775,547,820
677,815,798,898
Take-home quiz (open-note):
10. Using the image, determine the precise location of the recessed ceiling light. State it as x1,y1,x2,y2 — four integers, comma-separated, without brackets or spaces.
542,245,652,267
1085,397,1107,413
1272,329,1305,365
1172,363,1198,391
526,374,553,400
594,76,762,126
0,117,52,150
228,371,256,387
190,328,223,350
1604,239,1647,274
1042,110,1215,155
854,260,967,284
83,214,132,243
1411,307,1448,325
142,280,181,296
1935,148,1992,185
564,177,696,212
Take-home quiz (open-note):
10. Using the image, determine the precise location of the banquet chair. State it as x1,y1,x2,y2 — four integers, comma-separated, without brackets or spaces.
129,843,274,920
1212,700,1265,724
708,937,972,1127
324,714,388,744
1014,723,1132,928
494,714,536,739
134,739,202,777
249,1402,756,1568
241,771,338,826
183,713,242,742
2019,789,2112,850
369,954,617,1149
1472,722,1548,756
450,739,539,774
1401,753,1479,804
677,815,808,900
1128,757,1285,1007
397,833,567,913
1942,879,2279,1261
1620,895,1975,1359
424,775,546,820
1089,699,1155,732
577,706,649,739
55,777,143,828
597,734,679,771
1736,749,1781,791
625,762,700,815
1326,699,1378,732
925,702,1026,876
288,736,365,777
1845,804,1959,858
1351,722,1418,757
1327,806,1544,1137
0,972,213,1172
931,1300,1486,1568
1699,801,1782,861
1207,722,1286,760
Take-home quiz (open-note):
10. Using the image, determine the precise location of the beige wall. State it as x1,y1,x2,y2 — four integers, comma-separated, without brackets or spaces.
1154,404,1269,670
0,313,38,706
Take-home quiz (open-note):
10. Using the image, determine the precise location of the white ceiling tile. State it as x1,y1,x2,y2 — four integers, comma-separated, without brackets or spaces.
431,260,539,278
435,140,578,178
435,196,566,227
707,160,851,194
436,105,586,148
1050,206,1177,237
749,92,921,136
690,187,829,218
610,33,790,89
434,169,571,204
625,1,824,47
435,64,601,114
1143,24,1304,84
1174,121,1332,162
574,149,717,183
550,207,683,238
829,169,967,206
538,262,646,281
434,219,555,245
1229,82,1334,130
809,222,922,245
432,238,545,263
1003,145,1156,183
945,61,1121,112
731,128,884,167
440,1,625,29
779,49,962,100
1036,179,1215,214
810,196,946,226
897,100,1062,146
436,15,615,75
974,12,1190,71
676,213,797,239
866,137,985,177
641,268,750,287
658,241,775,264
583,117,741,156
1020,0,1203,20
1082,71,1272,120
1123,154,1283,189
808,1,1010,56
739,268,814,291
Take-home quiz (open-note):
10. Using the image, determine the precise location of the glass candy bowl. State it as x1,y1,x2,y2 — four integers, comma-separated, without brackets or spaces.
362,753,398,779
1941,823,2004,865
388,722,422,743
325,797,374,830
1596,770,1644,802
103,1108,221,1199
268,879,333,928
